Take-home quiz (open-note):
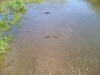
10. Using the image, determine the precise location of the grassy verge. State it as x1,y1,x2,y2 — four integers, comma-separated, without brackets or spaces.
0,0,26,56
0,0,44,59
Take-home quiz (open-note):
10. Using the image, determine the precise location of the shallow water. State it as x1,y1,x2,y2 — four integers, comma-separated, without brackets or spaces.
0,0,100,75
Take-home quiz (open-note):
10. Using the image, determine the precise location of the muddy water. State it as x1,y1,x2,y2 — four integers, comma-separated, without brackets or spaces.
0,0,100,75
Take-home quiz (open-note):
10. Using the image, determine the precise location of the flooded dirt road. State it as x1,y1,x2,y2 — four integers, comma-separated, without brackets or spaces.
0,0,100,75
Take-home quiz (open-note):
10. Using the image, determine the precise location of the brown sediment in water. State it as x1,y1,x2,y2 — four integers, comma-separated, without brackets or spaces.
0,0,100,75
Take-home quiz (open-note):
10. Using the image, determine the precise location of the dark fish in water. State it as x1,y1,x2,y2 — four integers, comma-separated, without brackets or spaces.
44,11,50,14
44,35,58,39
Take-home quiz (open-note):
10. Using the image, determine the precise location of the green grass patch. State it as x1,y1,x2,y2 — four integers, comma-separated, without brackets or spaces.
0,20,10,31
17,21,24,28
0,35,14,55
0,0,26,59
0,0,44,60
11,14,23,26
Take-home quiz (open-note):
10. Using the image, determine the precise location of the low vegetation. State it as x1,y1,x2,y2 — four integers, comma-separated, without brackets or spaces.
8,0,27,14
0,0,26,55
0,35,13,54
0,0,44,58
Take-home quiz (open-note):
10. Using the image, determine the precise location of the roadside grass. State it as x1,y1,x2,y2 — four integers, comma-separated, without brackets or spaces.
0,0,44,58
0,0,26,56
0,35,14,55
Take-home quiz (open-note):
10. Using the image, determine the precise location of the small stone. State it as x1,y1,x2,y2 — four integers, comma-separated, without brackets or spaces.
44,12,50,14
85,68,88,71
44,35,58,39
44,36,50,38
